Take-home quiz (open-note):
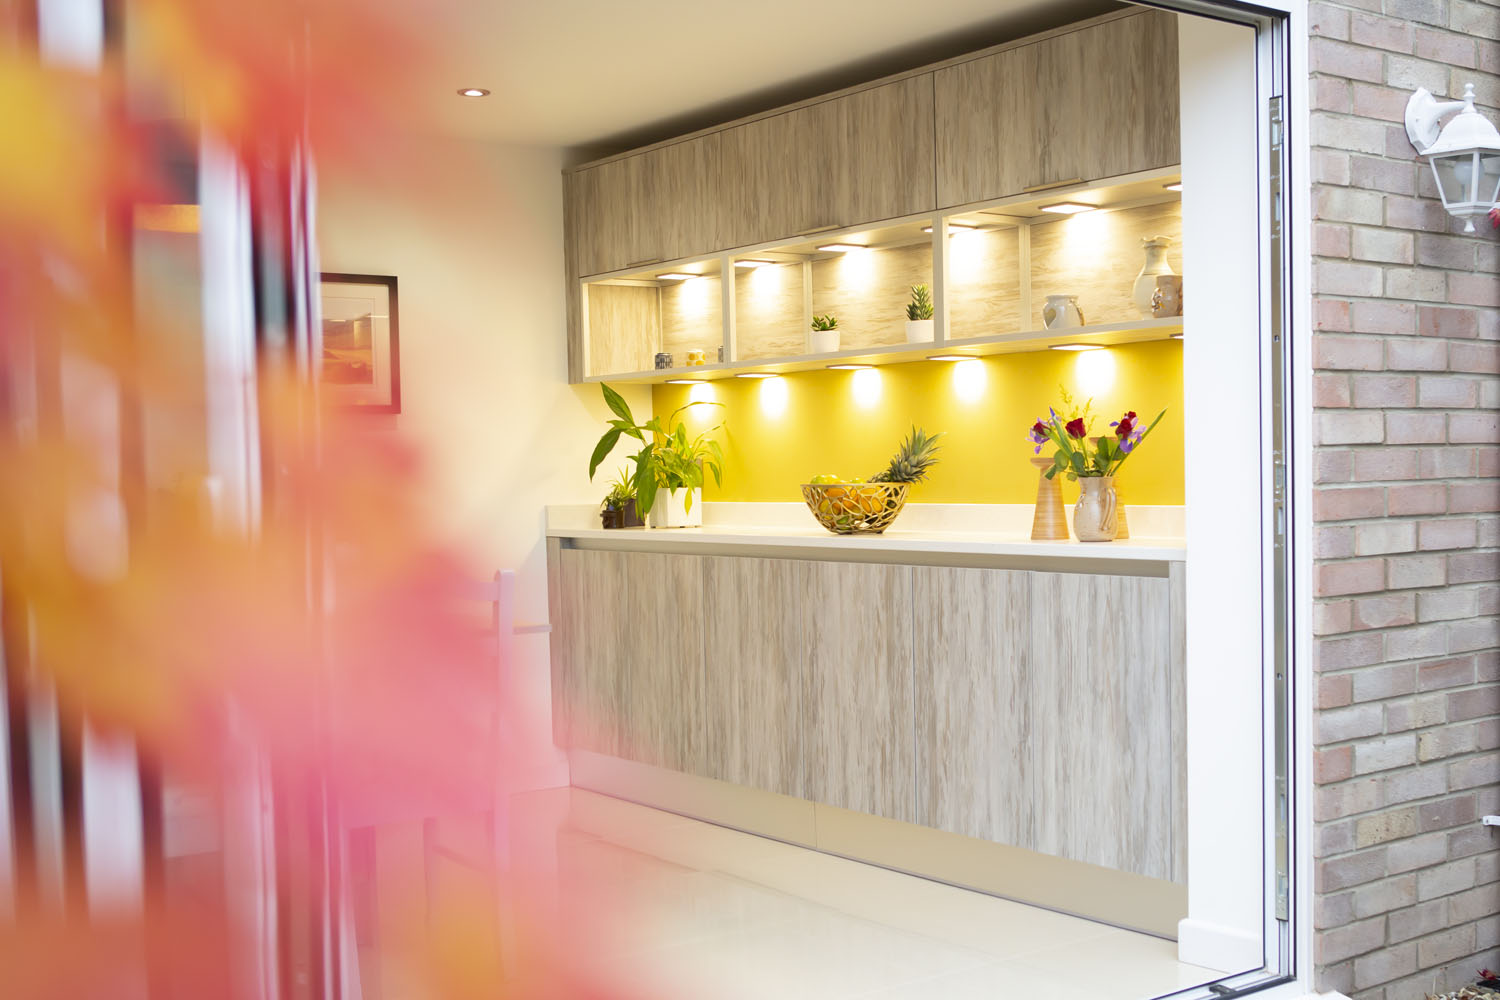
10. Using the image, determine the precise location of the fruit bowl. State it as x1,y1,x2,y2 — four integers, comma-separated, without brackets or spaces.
800,482,910,535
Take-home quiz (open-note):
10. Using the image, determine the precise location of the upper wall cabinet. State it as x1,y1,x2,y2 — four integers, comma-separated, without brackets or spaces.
935,9,1180,208
569,134,723,278
721,76,936,250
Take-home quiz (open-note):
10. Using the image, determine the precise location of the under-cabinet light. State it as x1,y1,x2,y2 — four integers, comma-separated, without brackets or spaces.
1171,333,1184,339
457,88,490,98
664,379,704,385
921,223,977,234
735,372,778,378
928,354,975,362
816,243,866,253
656,272,699,281
1039,201,1097,215
1163,181,1183,192
734,259,774,269
826,363,873,370
1049,343,1104,352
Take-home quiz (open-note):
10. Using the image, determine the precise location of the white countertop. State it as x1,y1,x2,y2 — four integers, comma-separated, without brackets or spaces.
546,502,1185,565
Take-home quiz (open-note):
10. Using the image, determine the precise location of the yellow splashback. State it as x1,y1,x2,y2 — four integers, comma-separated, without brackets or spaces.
650,339,1184,506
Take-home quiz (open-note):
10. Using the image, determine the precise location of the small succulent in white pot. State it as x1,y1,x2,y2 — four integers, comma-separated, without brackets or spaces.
809,313,840,354
905,284,934,343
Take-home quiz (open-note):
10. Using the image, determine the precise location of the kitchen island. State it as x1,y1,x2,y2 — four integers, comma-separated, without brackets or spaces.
545,502,1187,936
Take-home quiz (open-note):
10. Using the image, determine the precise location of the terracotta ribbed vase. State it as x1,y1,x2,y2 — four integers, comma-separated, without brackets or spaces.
1030,456,1068,541
1074,476,1119,542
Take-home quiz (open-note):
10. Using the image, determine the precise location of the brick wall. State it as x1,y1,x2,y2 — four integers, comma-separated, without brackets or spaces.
1309,0,1500,996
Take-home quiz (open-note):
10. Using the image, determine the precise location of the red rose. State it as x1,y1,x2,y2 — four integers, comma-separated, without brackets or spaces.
1031,420,1047,437
1116,416,1135,438
1065,417,1087,439
1125,411,1137,420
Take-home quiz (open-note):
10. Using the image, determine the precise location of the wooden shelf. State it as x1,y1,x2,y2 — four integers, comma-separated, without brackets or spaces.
582,316,1183,384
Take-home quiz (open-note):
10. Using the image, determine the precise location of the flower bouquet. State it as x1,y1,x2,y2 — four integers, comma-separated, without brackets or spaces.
1026,401,1166,542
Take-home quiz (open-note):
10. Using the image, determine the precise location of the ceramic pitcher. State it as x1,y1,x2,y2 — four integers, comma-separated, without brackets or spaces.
1042,295,1084,329
1074,476,1118,542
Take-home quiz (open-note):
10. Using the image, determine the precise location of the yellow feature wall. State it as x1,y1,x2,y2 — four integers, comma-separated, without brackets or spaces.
648,339,1184,506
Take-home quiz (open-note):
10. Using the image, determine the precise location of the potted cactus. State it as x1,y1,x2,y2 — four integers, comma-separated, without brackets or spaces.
810,313,840,354
905,284,934,343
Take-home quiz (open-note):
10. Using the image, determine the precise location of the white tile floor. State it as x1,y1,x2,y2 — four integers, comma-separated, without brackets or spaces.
506,787,1222,1000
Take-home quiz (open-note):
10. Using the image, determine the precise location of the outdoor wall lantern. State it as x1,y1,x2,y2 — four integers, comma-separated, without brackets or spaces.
1405,83,1500,233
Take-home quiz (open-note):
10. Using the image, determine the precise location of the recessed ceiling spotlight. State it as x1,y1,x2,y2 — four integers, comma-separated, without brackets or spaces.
1049,343,1104,352
1039,202,1097,215
457,88,490,98
1163,181,1183,192
664,379,704,385
735,372,778,378
734,259,775,269
816,243,867,253
826,363,873,370
656,272,699,281
921,223,977,234
927,354,975,362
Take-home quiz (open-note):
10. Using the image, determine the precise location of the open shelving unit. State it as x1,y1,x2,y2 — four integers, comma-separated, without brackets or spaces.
578,167,1184,384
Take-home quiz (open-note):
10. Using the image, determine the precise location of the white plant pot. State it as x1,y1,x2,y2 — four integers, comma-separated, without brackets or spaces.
809,329,841,354
905,319,934,343
648,487,702,528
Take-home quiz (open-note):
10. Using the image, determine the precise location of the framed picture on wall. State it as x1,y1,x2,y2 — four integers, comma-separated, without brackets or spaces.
318,273,401,414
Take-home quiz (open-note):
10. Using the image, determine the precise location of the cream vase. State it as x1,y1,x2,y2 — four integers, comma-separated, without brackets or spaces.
648,487,702,528
1073,476,1118,542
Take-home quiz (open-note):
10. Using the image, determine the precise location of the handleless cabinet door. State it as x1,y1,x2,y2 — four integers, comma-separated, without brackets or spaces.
1030,571,1174,880
837,75,937,225
801,561,915,824
615,551,706,772
913,567,1033,847
555,547,631,755
936,10,1180,207
1078,9,1180,183
934,46,1034,209
721,100,840,249
554,549,705,770
570,155,649,277
641,133,723,264
699,557,804,796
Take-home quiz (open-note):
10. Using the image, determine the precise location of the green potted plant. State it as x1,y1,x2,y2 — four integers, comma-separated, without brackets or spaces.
589,383,725,529
905,284,934,343
598,467,641,529
810,313,840,354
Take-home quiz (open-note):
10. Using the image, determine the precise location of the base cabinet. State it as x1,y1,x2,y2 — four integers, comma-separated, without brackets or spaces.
552,547,1185,881
801,561,917,824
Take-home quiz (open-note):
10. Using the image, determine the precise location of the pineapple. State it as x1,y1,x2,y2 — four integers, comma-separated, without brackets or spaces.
870,426,942,483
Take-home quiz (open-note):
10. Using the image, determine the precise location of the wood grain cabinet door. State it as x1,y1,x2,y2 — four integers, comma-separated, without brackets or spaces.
1076,9,1180,184
639,133,723,265
935,10,1180,207
570,154,649,277
615,551,706,772
835,76,937,226
912,567,1033,847
800,561,916,823
1029,570,1176,881
555,547,631,755
698,556,805,796
720,100,841,249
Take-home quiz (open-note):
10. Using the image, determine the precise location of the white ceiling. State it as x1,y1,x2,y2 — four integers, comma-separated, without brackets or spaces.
370,0,1120,158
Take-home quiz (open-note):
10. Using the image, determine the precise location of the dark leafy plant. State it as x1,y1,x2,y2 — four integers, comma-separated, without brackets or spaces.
589,383,724,516
601,467,635,511
811,314,839,331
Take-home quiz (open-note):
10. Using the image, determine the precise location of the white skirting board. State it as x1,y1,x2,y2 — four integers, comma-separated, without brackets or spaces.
568,750,1188,939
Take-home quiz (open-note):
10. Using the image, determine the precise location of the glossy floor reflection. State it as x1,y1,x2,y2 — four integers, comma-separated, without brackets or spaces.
496,787,1221,1000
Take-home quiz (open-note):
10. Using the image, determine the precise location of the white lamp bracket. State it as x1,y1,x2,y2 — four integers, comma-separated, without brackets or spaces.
1405,86,1468,153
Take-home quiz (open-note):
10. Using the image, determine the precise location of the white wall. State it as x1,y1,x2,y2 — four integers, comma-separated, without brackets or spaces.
317,136,647,789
